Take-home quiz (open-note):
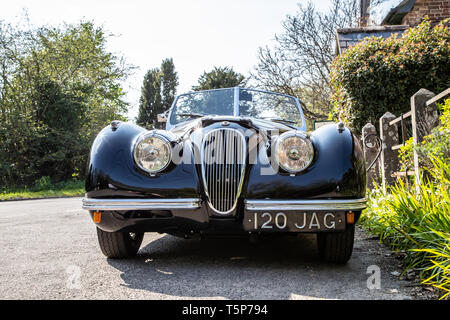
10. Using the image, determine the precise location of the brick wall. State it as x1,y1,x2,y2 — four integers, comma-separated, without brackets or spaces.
402,0,450,26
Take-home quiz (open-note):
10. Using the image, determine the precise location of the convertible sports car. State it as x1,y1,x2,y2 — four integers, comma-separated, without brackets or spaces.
82,87,366,263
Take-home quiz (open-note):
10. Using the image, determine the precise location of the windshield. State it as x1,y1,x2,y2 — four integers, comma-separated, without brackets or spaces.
169,88,304,129
170,88,234,124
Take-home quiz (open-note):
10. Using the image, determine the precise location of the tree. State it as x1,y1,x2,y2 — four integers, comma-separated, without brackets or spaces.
136,68,162,129
192,66,246,91
161,58,179,111
0,18,132,187
252,0,387,123
136,58,178,129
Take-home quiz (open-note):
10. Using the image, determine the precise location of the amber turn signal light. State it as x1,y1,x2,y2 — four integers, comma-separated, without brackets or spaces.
93,211,102,223
346,211,355,224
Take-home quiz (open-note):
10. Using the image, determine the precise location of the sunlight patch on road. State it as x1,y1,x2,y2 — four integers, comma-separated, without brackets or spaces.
289,293,337,300
156,269,173,275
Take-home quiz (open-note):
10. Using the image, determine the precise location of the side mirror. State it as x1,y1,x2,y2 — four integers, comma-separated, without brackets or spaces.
157,110,169,123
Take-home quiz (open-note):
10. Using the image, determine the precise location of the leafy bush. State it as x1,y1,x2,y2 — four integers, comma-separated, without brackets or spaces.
362,97,450,299
0,20,131,188
34,176,52,191
330,19,450,133
399,98,450,171
361,157,450,299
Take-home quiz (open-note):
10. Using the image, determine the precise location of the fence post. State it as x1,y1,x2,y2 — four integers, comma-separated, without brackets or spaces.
379,112,399,192
411,89,438,186
362,123,380,189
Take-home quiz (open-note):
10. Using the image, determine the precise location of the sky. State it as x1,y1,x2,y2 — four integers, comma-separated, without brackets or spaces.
0,0,334,120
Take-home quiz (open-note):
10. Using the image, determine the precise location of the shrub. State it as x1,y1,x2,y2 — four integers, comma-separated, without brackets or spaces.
330,19,450,133
0,20,130,188
34,176,52,191
361,157,450,299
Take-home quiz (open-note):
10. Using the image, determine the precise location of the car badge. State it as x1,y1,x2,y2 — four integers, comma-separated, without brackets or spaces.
222,121,230,126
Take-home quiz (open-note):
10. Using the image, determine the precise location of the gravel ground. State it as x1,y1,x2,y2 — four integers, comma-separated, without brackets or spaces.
0,198,437,300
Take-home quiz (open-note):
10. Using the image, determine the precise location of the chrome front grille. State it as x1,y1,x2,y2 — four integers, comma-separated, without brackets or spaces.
201,128,246,214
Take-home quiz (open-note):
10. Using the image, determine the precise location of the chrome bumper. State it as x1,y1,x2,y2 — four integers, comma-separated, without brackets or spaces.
82,198,202,211
82,197,366,212
244,198,367,211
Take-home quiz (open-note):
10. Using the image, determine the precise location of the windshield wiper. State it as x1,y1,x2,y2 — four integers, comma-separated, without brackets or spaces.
262,117,297,124
178,113,205,118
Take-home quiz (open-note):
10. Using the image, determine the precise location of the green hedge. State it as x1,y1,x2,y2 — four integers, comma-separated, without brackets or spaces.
330,19,450,133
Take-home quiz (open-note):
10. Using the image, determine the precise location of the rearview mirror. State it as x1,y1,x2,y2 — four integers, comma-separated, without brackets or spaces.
240,91,253,102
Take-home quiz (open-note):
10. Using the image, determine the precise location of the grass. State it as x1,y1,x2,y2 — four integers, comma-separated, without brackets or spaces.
0,177,84,201
360,157,450,299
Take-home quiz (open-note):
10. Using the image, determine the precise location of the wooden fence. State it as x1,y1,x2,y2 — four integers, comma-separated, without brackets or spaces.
362,87,450,191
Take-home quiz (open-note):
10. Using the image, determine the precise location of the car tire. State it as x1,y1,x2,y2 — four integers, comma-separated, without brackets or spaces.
317,225,355,264
96,227,144,259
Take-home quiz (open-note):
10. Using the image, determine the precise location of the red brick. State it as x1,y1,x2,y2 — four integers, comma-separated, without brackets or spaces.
400,0,449,26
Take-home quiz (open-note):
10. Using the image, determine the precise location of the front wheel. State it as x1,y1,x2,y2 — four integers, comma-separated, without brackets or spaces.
96,227,144,259
317,225,355,264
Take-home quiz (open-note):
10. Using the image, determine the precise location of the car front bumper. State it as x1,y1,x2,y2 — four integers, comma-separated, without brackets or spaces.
82,197,367,211
82,197,366,234
82,198,202,211
244,198,367,211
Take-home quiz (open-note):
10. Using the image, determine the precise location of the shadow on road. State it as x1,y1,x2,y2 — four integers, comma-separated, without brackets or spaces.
107,233,354,299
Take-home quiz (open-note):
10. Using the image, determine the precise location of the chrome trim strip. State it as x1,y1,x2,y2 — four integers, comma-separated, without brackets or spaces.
82,198,201,211
245,198,367,211
234,87,240,116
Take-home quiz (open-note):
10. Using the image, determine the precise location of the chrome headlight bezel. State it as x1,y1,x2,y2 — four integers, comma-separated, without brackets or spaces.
133,132,172,174
274,131,314,173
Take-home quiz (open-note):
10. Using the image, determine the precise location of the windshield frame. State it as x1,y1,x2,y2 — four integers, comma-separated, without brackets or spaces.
166,87,307,131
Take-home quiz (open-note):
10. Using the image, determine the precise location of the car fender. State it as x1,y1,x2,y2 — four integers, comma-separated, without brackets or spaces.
85,122,200,199
244,124,366,199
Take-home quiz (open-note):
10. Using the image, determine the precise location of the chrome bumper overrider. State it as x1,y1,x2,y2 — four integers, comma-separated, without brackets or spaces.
82,198,202,211
244,198,367,211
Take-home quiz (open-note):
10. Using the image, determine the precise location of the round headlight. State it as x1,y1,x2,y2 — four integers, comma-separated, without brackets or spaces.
134,133,172,173
275,131,314,173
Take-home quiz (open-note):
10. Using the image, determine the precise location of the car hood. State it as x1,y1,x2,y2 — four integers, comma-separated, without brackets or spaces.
168,116,298,137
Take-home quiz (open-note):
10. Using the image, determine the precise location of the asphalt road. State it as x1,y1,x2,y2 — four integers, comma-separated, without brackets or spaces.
0,198,426,300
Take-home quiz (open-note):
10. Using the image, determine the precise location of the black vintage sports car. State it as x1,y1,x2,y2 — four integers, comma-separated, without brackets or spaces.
82,87,366,263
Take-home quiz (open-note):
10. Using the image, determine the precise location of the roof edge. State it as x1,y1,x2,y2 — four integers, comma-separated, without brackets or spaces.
336,25,409,34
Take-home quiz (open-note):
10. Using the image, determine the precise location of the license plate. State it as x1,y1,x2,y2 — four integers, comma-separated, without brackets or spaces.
243,211,346,232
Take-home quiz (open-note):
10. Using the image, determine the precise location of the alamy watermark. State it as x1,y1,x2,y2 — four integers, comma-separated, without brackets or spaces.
66,265,81,290
366,265,381,290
